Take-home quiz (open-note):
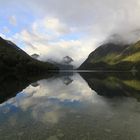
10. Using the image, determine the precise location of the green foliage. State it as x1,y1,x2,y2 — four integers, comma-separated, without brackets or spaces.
90,53,119,64
122,52,140,62
79,40,140,71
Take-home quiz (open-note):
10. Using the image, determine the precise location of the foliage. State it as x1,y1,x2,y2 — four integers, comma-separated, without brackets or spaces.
79,40,140,71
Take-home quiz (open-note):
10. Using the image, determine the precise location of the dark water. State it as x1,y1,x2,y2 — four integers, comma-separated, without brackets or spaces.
0,72,140,140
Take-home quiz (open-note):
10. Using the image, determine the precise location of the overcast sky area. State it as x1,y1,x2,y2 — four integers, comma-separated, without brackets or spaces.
1,0,140,66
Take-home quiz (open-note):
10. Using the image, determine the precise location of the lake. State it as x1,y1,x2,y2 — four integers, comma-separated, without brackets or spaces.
0,72,140,140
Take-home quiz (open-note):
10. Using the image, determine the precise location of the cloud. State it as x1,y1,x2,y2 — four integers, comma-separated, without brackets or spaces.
2,26,10,34
0,33,6,39
1,0,140,65
1,0,140,40
26,0,140,36
9,15,17,26
10,0,140,43
12,17,97,66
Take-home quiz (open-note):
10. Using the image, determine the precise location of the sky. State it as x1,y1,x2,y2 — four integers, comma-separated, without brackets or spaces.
1,0,140,66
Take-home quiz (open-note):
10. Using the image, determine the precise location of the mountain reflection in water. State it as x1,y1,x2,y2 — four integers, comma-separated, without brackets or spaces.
0,72,140,140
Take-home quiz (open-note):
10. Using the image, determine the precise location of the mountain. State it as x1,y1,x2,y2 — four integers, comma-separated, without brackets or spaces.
0,36,58,75
31,53,40,59
62,56,73,64
79,40,140,71
48,56,74,70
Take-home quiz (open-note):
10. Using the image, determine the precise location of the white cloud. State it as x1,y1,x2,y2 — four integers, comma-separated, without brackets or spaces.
31,17,72,38
1,0,140,41
26,0,140,37
9,16,17,26
43,17,71,35
2,0,140,65
12,17,98,66
2,26,10,34
0,33,6,38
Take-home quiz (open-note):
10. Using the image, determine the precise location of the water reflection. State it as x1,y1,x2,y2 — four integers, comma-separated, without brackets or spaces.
0,72,140,140
80,72,140,101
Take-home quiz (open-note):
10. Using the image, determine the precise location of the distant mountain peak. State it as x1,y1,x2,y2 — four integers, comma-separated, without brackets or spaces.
63,56,73,64
31,53,40,59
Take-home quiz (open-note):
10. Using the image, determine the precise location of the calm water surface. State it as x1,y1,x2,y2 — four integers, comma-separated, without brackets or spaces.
0,72,140,140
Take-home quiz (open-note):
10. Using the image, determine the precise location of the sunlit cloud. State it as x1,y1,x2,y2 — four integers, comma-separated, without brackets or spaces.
11,16,97,66
1,0,140,65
